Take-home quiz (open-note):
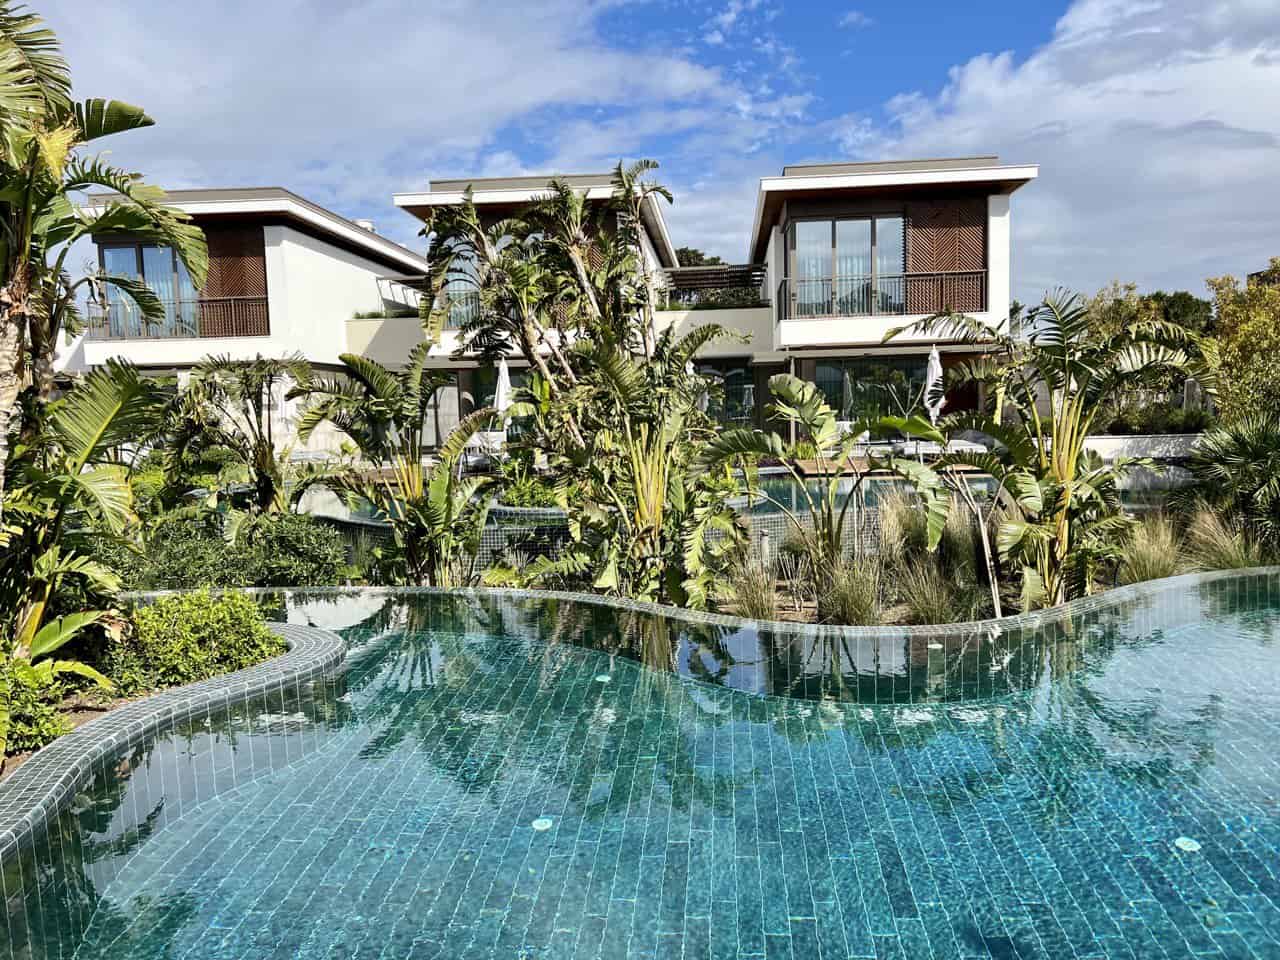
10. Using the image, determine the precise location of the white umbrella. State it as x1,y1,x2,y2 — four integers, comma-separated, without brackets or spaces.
925,346,944,425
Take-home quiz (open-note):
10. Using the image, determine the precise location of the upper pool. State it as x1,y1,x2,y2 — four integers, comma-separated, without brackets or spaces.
4,571,1280,959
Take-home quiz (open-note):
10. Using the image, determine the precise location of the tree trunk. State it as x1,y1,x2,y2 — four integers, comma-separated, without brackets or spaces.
0,297,27,521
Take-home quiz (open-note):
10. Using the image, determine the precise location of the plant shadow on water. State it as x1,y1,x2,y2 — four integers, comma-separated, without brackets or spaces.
5,572,1280,959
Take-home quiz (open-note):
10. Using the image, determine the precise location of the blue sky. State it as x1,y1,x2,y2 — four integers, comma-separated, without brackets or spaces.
40,0,1280,302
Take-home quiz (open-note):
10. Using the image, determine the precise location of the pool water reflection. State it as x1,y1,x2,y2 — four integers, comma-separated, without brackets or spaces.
5,573,1280,959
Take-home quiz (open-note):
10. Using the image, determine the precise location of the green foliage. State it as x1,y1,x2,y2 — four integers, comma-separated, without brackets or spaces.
1101,405,1215,435
887,289,1211,607
93,514,346,590
1209,259,1280,423
1186,410,1280,551
1,663,69,754
107,591,284,696
1117,514,1182,585
291,348,494,586
497,458,562,508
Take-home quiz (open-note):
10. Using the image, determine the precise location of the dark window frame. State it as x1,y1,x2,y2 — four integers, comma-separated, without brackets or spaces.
783,212,907,316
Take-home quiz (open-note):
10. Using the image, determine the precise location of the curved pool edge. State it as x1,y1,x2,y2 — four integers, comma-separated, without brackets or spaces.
185,564,1280,640
0,621,346,867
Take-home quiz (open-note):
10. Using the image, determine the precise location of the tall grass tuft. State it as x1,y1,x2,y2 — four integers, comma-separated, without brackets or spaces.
726,558,778,621
899,560,987,625
1117,514,1182,585
1183,508,1267,571
818,558,881,625
939,497,978,581
878,487,926,570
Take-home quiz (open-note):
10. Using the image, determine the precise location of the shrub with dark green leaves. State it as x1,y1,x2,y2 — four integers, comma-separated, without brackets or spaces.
242,513,346,586
105,591,285,696
94,514,347,590
2,666,71,754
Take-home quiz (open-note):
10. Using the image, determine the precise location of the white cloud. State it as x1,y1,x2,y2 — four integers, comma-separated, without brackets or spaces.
840,0,1280,299
838,10,874,29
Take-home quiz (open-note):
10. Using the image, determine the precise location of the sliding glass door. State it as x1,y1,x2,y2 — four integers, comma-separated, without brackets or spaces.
786,214,906,318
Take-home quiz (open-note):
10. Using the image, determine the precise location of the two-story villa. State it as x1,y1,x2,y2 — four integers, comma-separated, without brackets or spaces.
76,155,1037,448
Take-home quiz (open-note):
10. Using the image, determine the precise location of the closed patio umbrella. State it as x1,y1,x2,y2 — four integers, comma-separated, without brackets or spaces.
925,346,945,425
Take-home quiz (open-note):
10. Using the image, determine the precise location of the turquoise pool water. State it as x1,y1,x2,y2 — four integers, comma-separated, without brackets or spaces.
5,574,1280,958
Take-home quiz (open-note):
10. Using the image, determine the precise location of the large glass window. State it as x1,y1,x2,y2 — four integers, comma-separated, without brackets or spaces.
696,362,756,427
99,242,198,337
786,214,906,318
814,356,926,421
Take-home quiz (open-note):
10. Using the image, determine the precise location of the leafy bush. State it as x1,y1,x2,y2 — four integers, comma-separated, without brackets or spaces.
105,591,285,696
2,666,70,754
498,474,562,509
95,514,347,590
1117,515,1182,585
242,513,346,586
1102,405,1215,436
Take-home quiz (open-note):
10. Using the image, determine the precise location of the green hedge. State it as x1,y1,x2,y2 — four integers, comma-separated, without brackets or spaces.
105,591,286,696
97,513,347,591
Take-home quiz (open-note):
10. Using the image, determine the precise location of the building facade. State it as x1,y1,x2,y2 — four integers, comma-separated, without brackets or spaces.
76,156,1037,447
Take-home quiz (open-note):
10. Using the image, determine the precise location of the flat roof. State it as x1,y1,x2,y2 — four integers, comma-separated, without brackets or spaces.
85,186,431,274
393,173,679,269
749,157,1039,262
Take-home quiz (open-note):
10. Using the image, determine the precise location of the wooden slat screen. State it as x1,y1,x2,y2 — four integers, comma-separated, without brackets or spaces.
904,198,987,313
200,224,269,337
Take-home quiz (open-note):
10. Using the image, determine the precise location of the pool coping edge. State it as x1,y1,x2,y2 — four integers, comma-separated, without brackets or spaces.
0,621,346,867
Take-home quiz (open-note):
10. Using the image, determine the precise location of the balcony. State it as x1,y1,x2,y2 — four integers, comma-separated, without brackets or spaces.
86,297,270,340
777,271,986,321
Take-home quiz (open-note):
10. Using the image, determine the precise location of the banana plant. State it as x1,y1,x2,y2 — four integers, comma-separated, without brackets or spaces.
0,3,207,517
290,345,500,586
694,373,951,592
0,360,164,761
884,289,1215,607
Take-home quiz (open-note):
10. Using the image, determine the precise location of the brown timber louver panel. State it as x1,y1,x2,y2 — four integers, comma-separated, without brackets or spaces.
200,224,269,337
905,198,986,314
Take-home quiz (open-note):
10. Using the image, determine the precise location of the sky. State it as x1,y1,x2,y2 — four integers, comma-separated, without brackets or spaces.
41,0,1280,303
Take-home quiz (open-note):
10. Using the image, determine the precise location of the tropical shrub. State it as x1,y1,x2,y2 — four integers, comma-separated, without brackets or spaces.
1,665,69,754
94,514,346,590
240,513,346,587
291,346,496,586
887,290,1212,608
106,591,284,696
1185,411,1280,551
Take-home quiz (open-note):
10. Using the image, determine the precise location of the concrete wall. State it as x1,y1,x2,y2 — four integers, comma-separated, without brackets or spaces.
653,307,776,358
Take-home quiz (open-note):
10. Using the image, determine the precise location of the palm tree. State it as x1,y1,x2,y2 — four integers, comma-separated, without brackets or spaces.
290,344,499,586
885,290,1214,607
0,5,207,518
164,354,312,513
609,159,673,359
1184,410,1280,550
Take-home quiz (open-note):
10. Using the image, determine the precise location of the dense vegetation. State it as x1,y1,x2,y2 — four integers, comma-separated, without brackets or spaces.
0,6,1277,767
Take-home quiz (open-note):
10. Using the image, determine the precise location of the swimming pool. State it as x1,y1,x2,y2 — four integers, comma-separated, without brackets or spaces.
4,571,1280,958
